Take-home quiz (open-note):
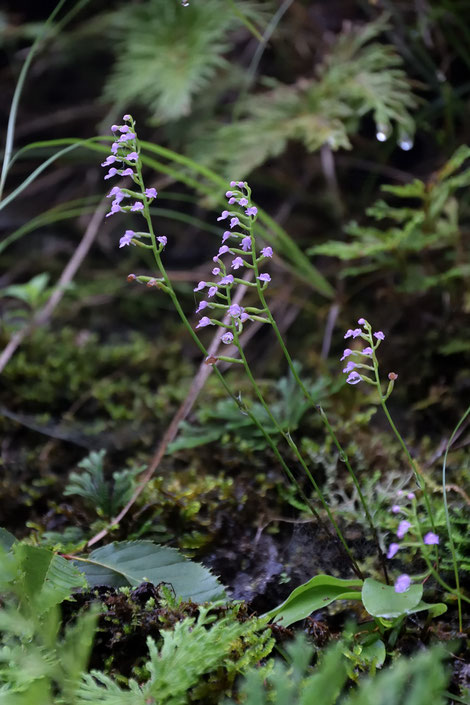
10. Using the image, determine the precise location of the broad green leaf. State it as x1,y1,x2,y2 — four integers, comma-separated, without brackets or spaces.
74,540,225,602
263,574,362,627
0,527,16,551
361,577,422,619
409,600,447,618
14,544,86,611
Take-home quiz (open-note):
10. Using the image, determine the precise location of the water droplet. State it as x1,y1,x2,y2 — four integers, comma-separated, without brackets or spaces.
398,136,414,151
376,123,391,142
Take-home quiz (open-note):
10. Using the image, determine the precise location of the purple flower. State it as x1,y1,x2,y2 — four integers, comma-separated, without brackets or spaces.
240,311,252,323
374,331,385,340
258,273,271,283
229,181,237,187
101,156,117,167
111,125,119,132
397,520,411,539
212,267,221,276
407,492,415,500
196,316,213,329
261,246,273,258
221,332,234,344
245,206,258,216
237,181,245,187
157,236,167,247
217,210,229,222
344,328,362,339
219,275,234,286
342,361,357,373
104,167,118,180
226,191,233,198
208,286,218,297
238,197,248,206
423,532,439,545
387,543,400,559
107,186,122,199
391,505,401,514
230,217,239,229
362,347,373,355
131,201,144,212
340,348,352,361
358,318,366,325
231,257,245,270
121,168,134,177
126,152,139,162
229,304,242,318
346,371,362,385
145,187,158,199
119,125,130,133
123,114,131,121
222,231,231,243
218,245,230,256
228,197,236,204
241,237,252,251
194,281,206,292
119,132,136,141
196,301,209,313
111,143,119,154
119,230,135,248
106,202,123,217
394,574,411,593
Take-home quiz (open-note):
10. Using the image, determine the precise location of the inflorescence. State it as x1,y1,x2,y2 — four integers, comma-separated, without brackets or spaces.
101,115,166,252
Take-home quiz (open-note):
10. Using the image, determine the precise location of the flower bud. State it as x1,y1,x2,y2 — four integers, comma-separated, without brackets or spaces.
127,273,137,282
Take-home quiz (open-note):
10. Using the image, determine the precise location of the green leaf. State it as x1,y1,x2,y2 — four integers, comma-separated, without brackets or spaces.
74,540,225,602
262,574,363,627
14,544,86,611
361,577,422,619
0,527,16,551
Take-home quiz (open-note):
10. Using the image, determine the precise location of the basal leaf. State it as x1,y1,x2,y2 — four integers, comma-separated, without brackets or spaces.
74,540,225,602
263,574,362,627
361,577,422,619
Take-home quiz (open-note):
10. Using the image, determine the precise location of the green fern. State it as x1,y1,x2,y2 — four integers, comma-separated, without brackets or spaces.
102,0,269,122
312,144,470,292
191,14,417,176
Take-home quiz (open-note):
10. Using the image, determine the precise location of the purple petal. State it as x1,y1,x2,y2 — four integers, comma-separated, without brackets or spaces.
394,574,411,593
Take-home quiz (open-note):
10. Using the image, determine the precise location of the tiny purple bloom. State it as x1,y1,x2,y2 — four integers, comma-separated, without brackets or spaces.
222,231,232,243
362,347,373,355
208,286,218,297
212,267,221,276
221,332,234,344
126,152,139,162
344,328,362,339
374,331,385,340
104,167,118,180
340,349,352,361
387,543,400,559
107,186,125,202
238,197,248,206
258,273,271,283
101,156,117,167
240,311,252,323
218,245,230,256
121,168,134,177
346,371,362,385
119,230,135,248
342,361,357,373
111,124,119,132
196,301,209,313
261,246,273,258
394,574,411,593
157,236,167,247
228,198,236,204
105,202,122,217
231,257,244,270
111,142,119,154
230,217,239,229
219,275,234,286
194,281,206,292
123,114,131,120
229,180,237,187
397,520,412,539
217,210,229,222
391,505,401,514
196,316,213,329
237,181,245,187
131,201,144,212
229,304,242,318
145,188,158,199
423,532,439,545
245,206,258,216
241,237,252,251
407,492,416,500
119,125,130,133
358,318,366,325
226,191,233,198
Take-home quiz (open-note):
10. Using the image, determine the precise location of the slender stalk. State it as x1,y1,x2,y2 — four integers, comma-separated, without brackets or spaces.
441,404,470,632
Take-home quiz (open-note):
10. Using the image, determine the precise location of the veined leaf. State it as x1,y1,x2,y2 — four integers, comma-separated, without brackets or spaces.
73,540,225,602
